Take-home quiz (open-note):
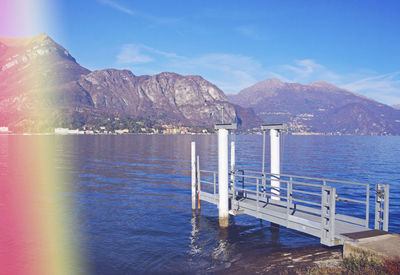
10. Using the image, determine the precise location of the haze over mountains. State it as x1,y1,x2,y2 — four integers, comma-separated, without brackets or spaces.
0,33,399,135
392,104,400,110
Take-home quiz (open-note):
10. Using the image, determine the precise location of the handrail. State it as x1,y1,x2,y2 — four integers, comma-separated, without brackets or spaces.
292,198,321,207
291,180,324,188
199,169,217,174
198,168,372,233
232,178,289,189
230,172,369,206
236,169,369,187
241,189,288,201
337,197,366,205
232,175,324,189
200,179,215,186
294,189,321,197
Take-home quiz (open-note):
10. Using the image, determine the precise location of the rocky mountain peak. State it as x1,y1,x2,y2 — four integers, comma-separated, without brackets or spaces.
87,68,135,80
261,78,284,85
156,71,180,78
31,32,50,42
0,33,72,60
307,81,337,89
0,33,47,47
0,33,90,88
244,78,284,92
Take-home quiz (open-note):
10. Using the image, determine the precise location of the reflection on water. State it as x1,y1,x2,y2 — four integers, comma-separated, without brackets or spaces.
270,224,280,246
0,134,399,274
190,214,201,256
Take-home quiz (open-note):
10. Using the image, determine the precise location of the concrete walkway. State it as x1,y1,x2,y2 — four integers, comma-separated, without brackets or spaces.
343,230,400,261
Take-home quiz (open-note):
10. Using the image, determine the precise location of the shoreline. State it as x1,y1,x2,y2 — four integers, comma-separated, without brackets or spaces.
1,132,400,137
212,244,343,274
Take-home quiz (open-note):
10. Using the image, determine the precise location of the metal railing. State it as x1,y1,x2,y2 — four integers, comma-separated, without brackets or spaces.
197,166,390,246
233,170,371,226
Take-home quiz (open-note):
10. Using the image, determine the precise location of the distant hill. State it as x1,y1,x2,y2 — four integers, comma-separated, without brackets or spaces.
228,79,400,135
0,34,258,132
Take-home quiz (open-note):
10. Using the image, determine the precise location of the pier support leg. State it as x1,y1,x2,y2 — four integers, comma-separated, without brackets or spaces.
197,155,201,212
191,141,196,211
270,223,280,245
218,128,229,228
270,129,280,201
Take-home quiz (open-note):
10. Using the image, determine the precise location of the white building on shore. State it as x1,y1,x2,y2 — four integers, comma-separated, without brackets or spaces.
0,127,9,133
55,128,81,135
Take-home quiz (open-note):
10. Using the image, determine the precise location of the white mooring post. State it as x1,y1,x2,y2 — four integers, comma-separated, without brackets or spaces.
270,128,280,201
191,141,196,211
218,128,229,227
230,141,235,182
215,123,237,228
261,124,286,201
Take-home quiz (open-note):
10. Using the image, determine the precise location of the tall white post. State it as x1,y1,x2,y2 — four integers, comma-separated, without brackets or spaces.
218,129,229,227
191,141,196,210
230,141,235,182
262,130,266,174
270,129,280,201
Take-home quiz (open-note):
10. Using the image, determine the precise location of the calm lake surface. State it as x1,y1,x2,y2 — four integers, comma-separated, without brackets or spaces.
1,134,400,274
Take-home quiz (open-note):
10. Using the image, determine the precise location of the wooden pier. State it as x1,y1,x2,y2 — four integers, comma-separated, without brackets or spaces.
191,124,390,247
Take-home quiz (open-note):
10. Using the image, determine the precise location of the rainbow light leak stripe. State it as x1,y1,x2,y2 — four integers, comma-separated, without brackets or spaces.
0,1,85,274
1,137,84,275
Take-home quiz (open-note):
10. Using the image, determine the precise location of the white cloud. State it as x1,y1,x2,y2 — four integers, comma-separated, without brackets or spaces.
279,59,341,84
342,72,400,104
98,0,134,15
140,45,180,59
117,43,183,65
117,44,153,64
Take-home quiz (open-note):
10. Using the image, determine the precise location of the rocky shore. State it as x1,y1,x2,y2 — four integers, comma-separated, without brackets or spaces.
213,245,342,274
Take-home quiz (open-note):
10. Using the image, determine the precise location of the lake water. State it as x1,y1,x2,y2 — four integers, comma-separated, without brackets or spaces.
1,134,399,274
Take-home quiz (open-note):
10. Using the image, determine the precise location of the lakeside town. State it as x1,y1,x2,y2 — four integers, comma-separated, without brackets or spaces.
0,124,350,136
0,124,212,135
54,123,210,135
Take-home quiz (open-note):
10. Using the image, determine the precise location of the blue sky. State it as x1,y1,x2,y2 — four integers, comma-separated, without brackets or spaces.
2,0,400,104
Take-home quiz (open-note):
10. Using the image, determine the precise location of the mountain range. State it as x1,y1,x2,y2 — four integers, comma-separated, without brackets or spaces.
0,33,238,132
228,79,400,135
0,33,399,135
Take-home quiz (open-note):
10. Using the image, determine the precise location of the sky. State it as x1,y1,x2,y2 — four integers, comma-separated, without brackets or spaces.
1,0,400,105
